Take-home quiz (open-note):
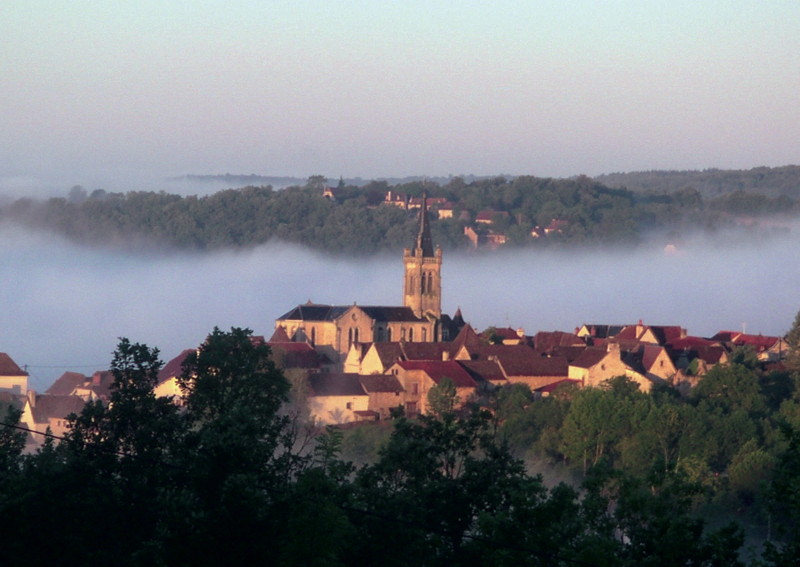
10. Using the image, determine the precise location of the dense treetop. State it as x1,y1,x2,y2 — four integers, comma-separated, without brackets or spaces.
1,166,797,255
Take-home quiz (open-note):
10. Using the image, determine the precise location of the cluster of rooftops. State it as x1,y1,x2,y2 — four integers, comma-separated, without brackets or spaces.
0,319,788,448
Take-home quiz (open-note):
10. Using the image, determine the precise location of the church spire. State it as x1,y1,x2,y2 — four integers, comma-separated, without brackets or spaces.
413,192,435,257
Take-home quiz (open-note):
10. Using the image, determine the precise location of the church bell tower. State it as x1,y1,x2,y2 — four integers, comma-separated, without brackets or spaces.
403,194,442,319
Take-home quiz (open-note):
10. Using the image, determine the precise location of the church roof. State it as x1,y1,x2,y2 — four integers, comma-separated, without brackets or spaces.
357,306,423,322
276,303,422,323
276,303,349,322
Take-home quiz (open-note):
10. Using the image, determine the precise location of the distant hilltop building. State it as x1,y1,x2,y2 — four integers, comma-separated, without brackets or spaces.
275,194,462,367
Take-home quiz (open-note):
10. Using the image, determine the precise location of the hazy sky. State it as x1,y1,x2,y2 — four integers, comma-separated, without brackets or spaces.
2,1,798,193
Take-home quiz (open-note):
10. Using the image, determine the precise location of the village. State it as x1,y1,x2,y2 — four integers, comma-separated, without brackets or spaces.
0,197,790,449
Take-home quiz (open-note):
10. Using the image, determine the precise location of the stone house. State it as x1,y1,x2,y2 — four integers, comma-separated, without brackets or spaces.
0,352,29,395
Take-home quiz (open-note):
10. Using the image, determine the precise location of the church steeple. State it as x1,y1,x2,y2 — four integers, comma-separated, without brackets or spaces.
413,193,435,257
403,193,442,321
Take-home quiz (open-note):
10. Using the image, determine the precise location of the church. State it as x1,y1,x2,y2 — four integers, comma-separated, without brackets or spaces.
274,195,462,366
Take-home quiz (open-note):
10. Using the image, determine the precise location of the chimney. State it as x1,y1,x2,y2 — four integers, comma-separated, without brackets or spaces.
516,328,525,338
442,350,450,361
27,389,36,408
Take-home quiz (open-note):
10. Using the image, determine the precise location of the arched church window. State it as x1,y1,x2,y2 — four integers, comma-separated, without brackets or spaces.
422,328,427,342
409,328,414,342
387,327,392,342
310,327,316,346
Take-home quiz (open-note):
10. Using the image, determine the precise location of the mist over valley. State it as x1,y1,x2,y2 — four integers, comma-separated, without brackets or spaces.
3,223,798,392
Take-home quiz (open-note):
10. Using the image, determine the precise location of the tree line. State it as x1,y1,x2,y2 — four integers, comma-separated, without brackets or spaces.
1,169,797,255
2,327,800,565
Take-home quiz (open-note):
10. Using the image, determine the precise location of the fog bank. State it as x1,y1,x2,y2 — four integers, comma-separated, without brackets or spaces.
2,226,798,391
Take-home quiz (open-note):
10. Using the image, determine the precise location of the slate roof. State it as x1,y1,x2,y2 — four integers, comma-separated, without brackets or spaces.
276,303,422,323
394,360,477,388
308,373,367,397
359,374,404,394
0,353,28,376
276,303,349,322
358,306,422,322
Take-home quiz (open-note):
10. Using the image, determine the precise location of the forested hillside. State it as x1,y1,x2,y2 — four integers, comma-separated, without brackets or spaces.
2,167,797,255
596,165,800,198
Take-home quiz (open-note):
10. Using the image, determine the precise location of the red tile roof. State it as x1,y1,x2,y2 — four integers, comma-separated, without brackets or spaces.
46,371,88,396
394,360,477,388
457,360,506,384
158,350,194,384
0,353,28,376
30,394,85,424
570,347,612,369
534,331,585,353
359,374,404,394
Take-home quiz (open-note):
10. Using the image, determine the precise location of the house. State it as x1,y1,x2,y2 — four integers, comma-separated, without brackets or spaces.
358,374,404,419
457,359,507,388
46,370,114,402
267,326,330,371
713,331,788,362
568,345,651,391
306,373,370,425
387,360,478,416
475,210,509,225
20,392,85,448
0,352,29,395
155,349,194,401
533,331,585,354
622,344,677,386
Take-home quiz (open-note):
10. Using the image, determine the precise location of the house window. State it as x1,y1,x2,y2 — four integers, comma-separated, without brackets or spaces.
422,328,427,342
406,401,417,415
401,328,406,341
310,327,316,346
411,383,419,395
387,327,392,342
346,402,352,410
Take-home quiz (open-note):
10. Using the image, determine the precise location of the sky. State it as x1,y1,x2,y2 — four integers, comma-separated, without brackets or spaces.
2,1,799,194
